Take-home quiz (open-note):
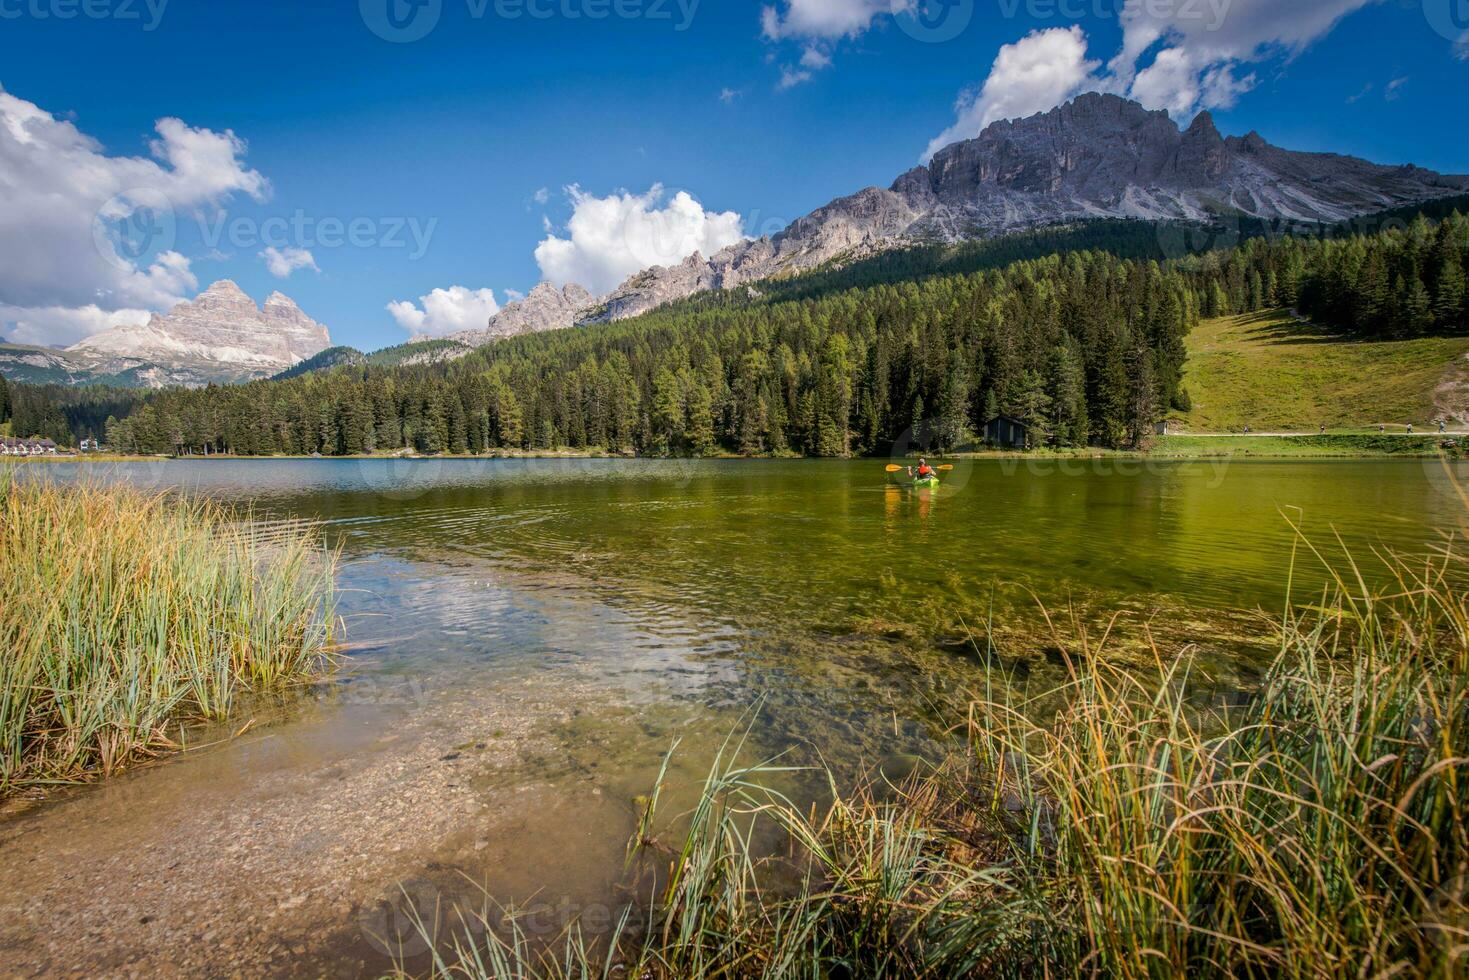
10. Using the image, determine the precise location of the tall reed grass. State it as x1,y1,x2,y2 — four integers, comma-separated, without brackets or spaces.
0,468,336,792
400,541,1469,978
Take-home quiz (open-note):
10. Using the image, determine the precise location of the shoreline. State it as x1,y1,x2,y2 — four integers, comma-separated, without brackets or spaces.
17,434,1462,465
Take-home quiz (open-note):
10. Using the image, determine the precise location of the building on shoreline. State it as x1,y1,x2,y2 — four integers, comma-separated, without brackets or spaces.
0,437,58,456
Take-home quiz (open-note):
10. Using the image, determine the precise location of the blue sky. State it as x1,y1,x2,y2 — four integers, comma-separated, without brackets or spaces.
1,0,1466,352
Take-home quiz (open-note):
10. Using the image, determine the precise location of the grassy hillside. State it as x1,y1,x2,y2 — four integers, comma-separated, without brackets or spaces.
1177,310,1469,432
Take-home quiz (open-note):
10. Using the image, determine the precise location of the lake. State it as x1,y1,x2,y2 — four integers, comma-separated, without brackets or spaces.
2,457,1465,975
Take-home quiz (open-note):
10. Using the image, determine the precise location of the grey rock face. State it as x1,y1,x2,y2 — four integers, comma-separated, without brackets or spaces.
575,93,1467,326
65,280,333,384
447,282,595,348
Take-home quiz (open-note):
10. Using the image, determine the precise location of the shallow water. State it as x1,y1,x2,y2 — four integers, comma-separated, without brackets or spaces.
4,457,1466,975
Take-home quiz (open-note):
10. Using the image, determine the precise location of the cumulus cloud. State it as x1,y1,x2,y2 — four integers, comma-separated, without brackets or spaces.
925,0,1375,158
760,0,900,79
760,0,889,41
925,27,1099,161
533,185,746,296
259,246,319,279
387,286,501,338
0,85,267,346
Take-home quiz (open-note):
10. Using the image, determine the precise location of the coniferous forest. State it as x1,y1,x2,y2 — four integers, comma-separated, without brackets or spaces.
7,210,1468,457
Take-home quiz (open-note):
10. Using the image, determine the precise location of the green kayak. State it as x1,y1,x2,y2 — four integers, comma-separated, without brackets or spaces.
911,476,940,489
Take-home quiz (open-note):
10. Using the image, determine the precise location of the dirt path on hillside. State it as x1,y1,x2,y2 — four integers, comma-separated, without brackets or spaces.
1434,352,1469,425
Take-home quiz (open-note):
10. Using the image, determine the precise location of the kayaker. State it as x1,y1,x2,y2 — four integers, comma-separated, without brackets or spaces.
908,458,936,481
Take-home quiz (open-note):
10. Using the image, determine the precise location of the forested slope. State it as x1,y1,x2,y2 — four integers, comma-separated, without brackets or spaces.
7,209,1466,457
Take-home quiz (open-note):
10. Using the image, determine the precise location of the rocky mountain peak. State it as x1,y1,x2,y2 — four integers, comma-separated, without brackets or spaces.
1185,110,1221,141
444,281,598,348
66,280,332,384
572,94,1468,330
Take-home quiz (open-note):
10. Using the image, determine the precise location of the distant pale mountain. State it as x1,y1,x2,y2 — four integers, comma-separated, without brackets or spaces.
0,281,333,387
69,280,331,381
446,93,1469,347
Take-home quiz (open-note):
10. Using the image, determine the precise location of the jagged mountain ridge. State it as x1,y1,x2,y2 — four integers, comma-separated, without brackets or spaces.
64,280,332,384
449,93,1468,346
441,282,594,347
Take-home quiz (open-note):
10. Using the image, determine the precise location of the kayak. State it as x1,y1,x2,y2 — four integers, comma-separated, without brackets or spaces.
911,476,940,489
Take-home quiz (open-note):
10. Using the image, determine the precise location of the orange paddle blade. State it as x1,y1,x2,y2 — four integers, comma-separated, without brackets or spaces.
937,464,955,471
885,464,905,473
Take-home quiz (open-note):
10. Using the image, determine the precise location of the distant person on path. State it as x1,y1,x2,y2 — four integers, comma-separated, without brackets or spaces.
1441,420,1448,434
1380,424,1386,434
1407,423,1414,434
1320,423,1327,435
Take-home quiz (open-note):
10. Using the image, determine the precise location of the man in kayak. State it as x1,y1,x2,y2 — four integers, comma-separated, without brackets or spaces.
908,458,937,482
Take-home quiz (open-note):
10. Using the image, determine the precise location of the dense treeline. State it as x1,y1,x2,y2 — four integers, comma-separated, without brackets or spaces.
0,381,142,444
1199,213,1469,338
12,210,1469,456
99,248,1194,456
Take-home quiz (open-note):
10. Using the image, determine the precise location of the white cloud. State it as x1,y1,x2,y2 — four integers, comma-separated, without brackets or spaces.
925,0,1376,159
532,186,550,205
533,185,747,296
259,246,319,279
800,46,833,69
760,0,888,41
1108,0,1373,113
719,87,741,104
1385,75,1409,101
925,27,1099,160
778,66,815,89
387,286,501,338
0,304,152,349
0,86,267,346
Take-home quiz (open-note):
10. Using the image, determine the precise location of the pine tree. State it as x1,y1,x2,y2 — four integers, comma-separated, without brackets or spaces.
686,383,716,456
1010,369,1052,448
651,368,683,455
1434,249,1466,330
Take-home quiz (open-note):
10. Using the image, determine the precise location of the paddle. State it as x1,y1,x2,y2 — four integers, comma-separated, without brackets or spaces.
884,464,955,472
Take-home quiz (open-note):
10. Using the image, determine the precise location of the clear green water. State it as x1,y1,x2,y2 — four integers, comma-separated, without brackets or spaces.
11,457,1468,973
